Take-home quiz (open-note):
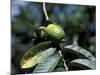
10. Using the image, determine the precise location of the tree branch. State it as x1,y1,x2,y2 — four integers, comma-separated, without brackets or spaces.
43,2,49,21
58,50,68,71
73,34,79,46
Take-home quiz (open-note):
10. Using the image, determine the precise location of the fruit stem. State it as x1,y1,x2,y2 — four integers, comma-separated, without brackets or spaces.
43,2,49,21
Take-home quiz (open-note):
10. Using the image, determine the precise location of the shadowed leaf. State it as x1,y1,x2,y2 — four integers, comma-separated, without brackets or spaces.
34,54,61,73
54,67,65,72
64,45,95,61
69,59,96,69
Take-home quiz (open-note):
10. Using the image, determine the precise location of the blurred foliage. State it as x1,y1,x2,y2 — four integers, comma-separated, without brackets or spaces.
11,0,96,74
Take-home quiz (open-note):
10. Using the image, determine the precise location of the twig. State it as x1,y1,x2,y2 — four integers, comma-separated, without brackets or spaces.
73,34,79,46
58,50,68,71
43,2,49,21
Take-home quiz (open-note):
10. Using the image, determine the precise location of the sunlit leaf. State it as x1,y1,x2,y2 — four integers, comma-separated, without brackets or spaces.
64,45,95,61
33,54,61,73
69,59,96,69
20,41,53,68
21,47,56,69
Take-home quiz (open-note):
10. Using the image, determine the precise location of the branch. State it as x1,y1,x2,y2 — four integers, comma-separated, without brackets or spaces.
58,50,68,71
73,34,79,46
43,2,49,21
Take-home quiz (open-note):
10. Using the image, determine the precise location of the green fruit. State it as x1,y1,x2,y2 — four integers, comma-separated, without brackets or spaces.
39,24,65,41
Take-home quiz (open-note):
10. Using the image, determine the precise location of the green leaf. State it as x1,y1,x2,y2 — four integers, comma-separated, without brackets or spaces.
69,59,96,69
21,47,56,69
64,45,95,61
33,54,61,73
20,41,53,69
